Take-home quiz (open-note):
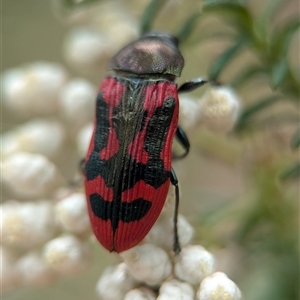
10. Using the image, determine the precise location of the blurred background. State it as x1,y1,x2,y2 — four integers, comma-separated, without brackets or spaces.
2,0,299,299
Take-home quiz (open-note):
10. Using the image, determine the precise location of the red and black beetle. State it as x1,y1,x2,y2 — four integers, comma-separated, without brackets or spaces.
84,32,207,254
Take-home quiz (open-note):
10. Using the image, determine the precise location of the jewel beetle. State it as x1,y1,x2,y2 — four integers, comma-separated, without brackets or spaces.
84,32,208,254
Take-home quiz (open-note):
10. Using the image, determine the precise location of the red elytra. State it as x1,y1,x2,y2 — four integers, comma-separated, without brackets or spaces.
84,76,179,252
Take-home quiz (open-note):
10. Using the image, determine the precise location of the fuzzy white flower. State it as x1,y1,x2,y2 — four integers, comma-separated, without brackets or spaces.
88,1,139,48
196,272,242,300
179,95,200,131
1,152,63,197
1,201,56,249
96,263,137,300
43,235,91,275
55,192,90,234
63,28,110,72
158,279,195,300
145,213,194,251
175,245,215,285
59,78,96,130
124,287,156,300
198,86,240,134
120,244,172,286
16,251,56,287
2,62,68,115
1,119,65,158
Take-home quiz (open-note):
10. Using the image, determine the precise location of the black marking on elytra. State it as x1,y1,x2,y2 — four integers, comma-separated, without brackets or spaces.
90,193,152,230
85,77,175,231
94,92,110,153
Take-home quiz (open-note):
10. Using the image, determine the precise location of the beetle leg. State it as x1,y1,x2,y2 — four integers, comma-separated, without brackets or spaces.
171,168,181,255
173,126,190,159
177,77,209,93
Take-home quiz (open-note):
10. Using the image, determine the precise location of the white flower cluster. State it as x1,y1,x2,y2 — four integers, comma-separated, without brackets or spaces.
1,61,96,292
95,188,242,300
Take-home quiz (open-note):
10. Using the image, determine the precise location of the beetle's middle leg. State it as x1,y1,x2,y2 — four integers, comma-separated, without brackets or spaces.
173,126,190,159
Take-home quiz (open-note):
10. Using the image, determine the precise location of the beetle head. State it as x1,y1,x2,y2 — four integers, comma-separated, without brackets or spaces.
108,32,184,77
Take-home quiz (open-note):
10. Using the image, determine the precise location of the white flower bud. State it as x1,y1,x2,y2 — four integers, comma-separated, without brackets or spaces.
120,244,172,286
59,78,96,130
196,272,242,300
2,119,65,158
55,192,90,234
43,235,91,276
2,62,68,115
158,279,194,300
198,86,240,134
63,28,110,72
1,201,56,249
145,213,194,251
175,245,215,285
1,246,20,292
16,251,56,287
77,123,93,157
1,152,63,197
179,95,200,131
124,287,156,300
96,263,137,300
88,2,138,49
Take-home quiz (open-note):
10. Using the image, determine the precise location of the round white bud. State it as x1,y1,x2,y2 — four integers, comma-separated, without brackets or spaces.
16,251,56,287
63,28,110,72
96,263,137,300
175,245,215,285
1,200,56,249
198,86,240,134
120,244,172,286
158,279,195,300
145,213,194,251
2,119,65,159
59,78,96,130
179,95,200,131
88,2,139,49
124,287,156,300
196,272,242,300
55,192,90,234
2,62,68,116
43,235,91,276
1,152,63,197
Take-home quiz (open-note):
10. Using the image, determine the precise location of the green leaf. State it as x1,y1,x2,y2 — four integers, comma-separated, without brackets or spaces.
253,0,283,48
290,128,300,150
203,0,253,36
176,12,202,43
140,0,168,34
208,38,247,80
271,19,300,58
280,162,300,181
271,59,289,89
236,95,283,130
